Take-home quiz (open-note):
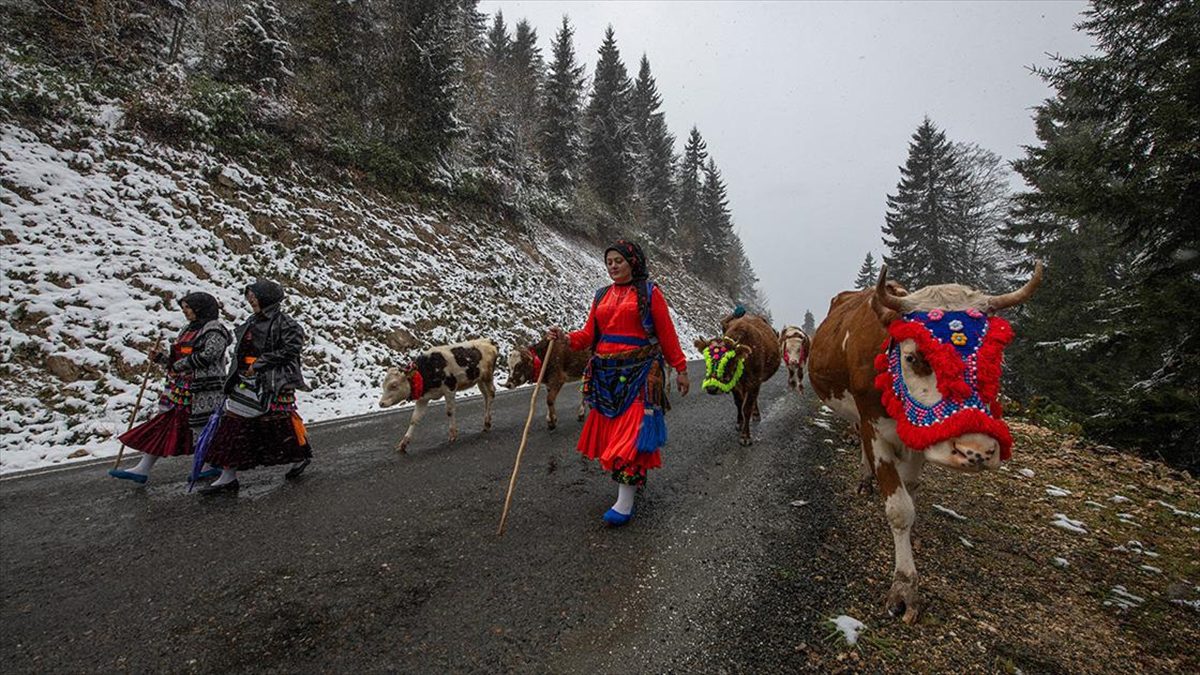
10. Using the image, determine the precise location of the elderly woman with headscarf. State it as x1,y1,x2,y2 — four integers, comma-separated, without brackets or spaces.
198,279,313,494
109,292,231,483
547,240,690,526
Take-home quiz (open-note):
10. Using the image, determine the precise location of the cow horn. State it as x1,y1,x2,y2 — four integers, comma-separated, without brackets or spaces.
875,265,905,312
987,260,1044,311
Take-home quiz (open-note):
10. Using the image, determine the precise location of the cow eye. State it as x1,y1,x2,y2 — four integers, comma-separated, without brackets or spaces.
904,355,916,365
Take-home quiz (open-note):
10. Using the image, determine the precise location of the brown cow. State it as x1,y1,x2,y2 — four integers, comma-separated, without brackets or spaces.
778,325,811,393
808,263,1041,624
504,337,592,429
694,313,780,446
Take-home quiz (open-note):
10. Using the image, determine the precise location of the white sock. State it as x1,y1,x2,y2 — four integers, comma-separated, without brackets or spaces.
211,468,238,486
612,483,636,515
130,454,158,476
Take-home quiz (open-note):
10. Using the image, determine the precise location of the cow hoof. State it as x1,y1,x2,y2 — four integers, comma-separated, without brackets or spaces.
885,577,922,625
857,477,875,495
739,436,752,447
448,432,458,443
396,441,409,454
547,420,557,430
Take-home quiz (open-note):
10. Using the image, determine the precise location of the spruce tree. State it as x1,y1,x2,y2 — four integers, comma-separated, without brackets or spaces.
802,310,816,335
394,2,467,170
675,126,707,259
630,55,676,236
881,117,971,287
854,252,879,289
218,0,294,95
540,15,586,195
1004,0,1200,470
699,157,735,278
584,26,635,214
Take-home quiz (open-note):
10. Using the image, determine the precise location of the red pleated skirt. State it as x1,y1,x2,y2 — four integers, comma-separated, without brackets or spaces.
203,411,312,470
576,392,662,473
117,406,194,457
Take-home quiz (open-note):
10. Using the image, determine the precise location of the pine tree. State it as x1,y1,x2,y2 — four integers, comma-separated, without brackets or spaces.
1003,0,1200,470
699,157,736,279
540,15,586,195
584,26,635,214
881,117,971,288
854,252,879,289
393,2,467,170
218,0,294,95
675,126,707,259
630,55,676,236
802,310,816,335
954,142,1012,291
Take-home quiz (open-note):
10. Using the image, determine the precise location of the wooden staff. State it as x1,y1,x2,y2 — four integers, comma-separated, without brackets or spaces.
112,332,164,468
497,339,556,536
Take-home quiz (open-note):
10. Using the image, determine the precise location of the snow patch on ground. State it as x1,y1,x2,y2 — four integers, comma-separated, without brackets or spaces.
828,615,866,645
1051,513,1088,534
933,504,967,521
1045,484,1072,497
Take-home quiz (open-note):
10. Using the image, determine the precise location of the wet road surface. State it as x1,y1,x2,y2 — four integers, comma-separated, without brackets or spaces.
1,361,845,673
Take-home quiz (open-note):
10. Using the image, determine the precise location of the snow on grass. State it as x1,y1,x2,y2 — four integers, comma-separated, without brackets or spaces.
1104,586,1144,611
1045,485,1072,497
1138,565,1162,575
1017,468,1035,478
933,504,967,521
1109,495,1132,504
1173,599,1200,613
828,615,866,646
1052,557,1070,568
1084,500,1105,509
0,67,731,473
1155,500,1200,520
789,499,810,507
1051,513,1088,534
959,537,974,549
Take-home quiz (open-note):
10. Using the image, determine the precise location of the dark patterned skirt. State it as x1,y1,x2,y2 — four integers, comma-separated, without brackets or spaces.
118,406,194,457
203,411,312,470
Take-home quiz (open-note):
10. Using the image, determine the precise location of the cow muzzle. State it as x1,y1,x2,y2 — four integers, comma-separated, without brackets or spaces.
950,435,1000,471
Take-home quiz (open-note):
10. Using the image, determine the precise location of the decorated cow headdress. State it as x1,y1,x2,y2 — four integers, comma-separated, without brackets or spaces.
871,263,1043,461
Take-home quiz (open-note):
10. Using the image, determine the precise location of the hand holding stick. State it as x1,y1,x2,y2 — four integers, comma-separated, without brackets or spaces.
497,339,556,536
112,333,164,469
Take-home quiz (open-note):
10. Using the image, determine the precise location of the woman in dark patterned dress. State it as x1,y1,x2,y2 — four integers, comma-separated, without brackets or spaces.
110,292,231,484
198,280,313,494
547,240,690,526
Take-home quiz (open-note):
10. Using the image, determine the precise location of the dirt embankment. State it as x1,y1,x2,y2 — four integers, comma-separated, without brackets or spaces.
797,416,1199,674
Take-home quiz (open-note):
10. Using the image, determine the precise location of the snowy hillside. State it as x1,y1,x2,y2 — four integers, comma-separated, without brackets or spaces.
0,58,733,474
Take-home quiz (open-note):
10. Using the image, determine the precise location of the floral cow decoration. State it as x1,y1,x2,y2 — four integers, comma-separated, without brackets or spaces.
874,308,1016,460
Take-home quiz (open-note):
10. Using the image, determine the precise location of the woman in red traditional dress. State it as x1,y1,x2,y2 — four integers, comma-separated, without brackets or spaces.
548,240,689,526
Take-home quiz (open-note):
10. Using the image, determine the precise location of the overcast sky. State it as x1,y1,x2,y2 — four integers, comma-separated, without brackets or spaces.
479,0,1096,326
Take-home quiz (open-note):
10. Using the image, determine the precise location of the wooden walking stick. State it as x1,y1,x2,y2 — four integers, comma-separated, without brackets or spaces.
112,332,164,468
498,339,557,536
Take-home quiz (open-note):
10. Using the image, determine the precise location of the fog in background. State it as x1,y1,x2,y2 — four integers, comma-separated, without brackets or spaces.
480,0,1096,325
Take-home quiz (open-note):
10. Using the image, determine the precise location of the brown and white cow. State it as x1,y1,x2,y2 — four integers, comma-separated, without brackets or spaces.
504,337,592,429
778,325,811,393
695,313,781,446
379,338,499,453
808,263,1042,623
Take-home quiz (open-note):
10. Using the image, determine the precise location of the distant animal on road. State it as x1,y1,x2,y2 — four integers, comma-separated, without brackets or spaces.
694,312,780,446
778,325,810,393
379,338,499,453
505,337,592,429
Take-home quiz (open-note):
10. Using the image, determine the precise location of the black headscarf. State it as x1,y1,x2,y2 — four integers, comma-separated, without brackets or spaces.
604,239,649,282
245,279,285,312
181,292,219,330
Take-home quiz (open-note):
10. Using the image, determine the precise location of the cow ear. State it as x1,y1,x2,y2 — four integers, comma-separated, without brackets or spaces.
736,344,753,359
693,338,709,352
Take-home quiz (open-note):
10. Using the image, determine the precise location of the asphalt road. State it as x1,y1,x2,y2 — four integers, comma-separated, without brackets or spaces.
0,361,845,673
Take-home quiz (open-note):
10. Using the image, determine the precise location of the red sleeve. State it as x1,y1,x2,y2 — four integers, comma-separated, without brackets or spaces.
568,299,596,352
650,286,687,371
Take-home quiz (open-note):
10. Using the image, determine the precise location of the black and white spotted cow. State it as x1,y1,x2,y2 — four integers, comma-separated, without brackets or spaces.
379,338,499,453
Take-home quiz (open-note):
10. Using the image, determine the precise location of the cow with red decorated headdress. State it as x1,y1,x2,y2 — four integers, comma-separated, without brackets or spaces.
807,262,1042,624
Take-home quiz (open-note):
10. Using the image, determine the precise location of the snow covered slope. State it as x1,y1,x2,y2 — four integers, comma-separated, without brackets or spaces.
0,60,733,474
